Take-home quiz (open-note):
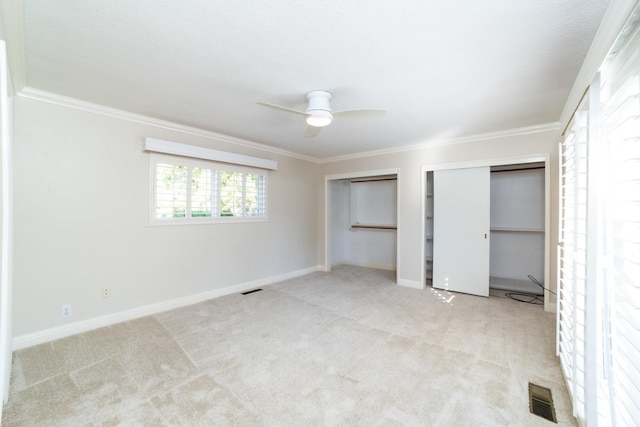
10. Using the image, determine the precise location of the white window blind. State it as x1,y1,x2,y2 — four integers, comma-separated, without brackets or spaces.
558,108,589,421
558,5,640,426
151,154,267,224
599,16,640,426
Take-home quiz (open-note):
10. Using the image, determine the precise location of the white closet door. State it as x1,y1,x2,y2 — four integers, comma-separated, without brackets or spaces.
433,167,490,296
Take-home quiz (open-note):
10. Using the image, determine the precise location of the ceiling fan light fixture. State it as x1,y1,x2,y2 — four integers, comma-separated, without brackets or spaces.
306,110,333,127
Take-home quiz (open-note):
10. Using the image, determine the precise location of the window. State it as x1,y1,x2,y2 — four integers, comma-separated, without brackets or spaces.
151,154,266,223
557,5,640,426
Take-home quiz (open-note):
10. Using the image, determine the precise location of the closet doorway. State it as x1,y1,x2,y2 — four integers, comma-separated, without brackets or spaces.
325,169,399,278
422,157,551,309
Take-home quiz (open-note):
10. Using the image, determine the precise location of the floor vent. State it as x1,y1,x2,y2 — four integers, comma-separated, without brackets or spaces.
241,288,263,295
529,382,557,423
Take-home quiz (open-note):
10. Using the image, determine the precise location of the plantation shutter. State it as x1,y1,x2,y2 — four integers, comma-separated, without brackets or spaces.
154,160,188,219
599,13,640,426
557,6,640,425
558,107,589,421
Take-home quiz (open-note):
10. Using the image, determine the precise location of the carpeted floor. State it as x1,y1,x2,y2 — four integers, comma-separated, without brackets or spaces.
2,265,575,426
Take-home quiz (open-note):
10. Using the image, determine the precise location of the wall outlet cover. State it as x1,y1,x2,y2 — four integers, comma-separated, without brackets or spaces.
61,304,72,318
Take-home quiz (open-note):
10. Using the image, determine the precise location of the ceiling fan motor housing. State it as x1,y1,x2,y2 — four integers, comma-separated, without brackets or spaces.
306,91,333,124
306,90,331,114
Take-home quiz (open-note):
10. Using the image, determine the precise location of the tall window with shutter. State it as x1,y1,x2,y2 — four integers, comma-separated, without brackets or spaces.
599,17,640,425
557,5,640,426
558,107,589,421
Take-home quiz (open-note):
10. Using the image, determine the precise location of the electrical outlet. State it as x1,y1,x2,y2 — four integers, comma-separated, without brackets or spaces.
102,287,111,299
61,304,72,318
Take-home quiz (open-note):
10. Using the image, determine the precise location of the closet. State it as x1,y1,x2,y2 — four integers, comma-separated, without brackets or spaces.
489,163,545,294
329,175,397,271
426,162,545,297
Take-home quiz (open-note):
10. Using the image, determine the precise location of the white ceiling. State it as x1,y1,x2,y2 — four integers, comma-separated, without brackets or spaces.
20,0,610,159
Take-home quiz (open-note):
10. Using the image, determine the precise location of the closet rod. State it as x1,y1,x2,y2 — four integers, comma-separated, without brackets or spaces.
350,177,397,183
351,225,397,230
491,166,545,173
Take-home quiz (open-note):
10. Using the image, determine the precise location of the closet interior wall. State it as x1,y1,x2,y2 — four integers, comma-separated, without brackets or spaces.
489,164,545,294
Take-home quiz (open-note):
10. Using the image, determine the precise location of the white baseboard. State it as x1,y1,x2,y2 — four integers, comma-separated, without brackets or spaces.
397,278,424,289
545,302,557,313
12,265,322,350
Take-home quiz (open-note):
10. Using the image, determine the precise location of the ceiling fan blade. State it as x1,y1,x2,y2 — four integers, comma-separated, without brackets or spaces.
333,109,387,119
305,126,322,137
256,101,307,116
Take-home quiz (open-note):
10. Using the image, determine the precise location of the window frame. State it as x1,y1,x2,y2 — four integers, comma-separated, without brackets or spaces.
149,153,268,225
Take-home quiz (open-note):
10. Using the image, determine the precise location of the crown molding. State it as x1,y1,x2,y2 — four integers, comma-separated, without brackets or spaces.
559,0,638,132
318,122,561,164
17,87,321,164
0,0,26,94
18,87,562,166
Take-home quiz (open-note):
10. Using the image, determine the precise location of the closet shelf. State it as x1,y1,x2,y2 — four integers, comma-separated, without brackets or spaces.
490,227,544,233
350,224,397,230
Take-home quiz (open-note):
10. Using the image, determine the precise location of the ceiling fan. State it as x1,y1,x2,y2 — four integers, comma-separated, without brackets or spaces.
257,90,386,137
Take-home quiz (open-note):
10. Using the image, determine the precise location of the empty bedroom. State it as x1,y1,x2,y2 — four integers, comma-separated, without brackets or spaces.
0,1,638,426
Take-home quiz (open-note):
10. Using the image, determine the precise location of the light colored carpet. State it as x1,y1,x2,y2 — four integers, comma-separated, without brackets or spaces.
2,265,576,426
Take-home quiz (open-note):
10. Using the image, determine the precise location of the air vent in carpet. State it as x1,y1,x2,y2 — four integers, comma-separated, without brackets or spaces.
529,382,557,423
241,288,263,295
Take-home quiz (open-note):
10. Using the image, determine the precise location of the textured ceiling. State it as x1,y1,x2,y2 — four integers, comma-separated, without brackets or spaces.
22,0,610,159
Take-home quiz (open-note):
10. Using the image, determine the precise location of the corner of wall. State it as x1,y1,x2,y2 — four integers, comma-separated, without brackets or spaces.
397,278,424,290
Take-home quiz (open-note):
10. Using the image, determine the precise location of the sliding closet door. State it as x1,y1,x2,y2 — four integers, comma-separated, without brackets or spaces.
433,167,490,296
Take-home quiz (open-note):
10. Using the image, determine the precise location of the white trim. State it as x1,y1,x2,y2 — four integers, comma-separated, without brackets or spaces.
144,137,277,170
543,155,552,312
18,87,563,165
421,155,548,172
559,0,639,133
12,265,323,350
319,123,560,164
0,0,26,94
16,87,318,163
0,40,13,407
324,168,401,181
397,278,424,290
420,154,552,311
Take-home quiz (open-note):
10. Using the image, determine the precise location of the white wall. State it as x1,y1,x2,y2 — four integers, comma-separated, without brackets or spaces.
12,96,320,341
489,168,545,289
320,129,560,293
328,178,397,270
329,179,348,265
345,228,396,270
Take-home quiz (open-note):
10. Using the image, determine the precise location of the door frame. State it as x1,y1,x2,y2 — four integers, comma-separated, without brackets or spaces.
0,40,13,406
324,168,400,276
421,154,551,311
